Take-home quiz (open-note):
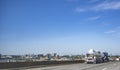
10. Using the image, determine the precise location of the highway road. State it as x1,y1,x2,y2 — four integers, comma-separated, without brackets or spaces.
25,62,120,70
1,62,120,70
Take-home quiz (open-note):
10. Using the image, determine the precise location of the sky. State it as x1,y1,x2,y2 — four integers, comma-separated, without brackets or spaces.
0,0,120,55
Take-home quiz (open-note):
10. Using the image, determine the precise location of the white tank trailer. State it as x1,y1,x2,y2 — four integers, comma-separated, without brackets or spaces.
85,49,109,64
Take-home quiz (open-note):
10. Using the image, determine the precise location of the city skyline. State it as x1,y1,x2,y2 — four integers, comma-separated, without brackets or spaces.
0,0,120,55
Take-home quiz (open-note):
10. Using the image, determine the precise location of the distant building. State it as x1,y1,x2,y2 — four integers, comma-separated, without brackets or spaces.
53,53,57,57
0,54,1,59
46,53,52,61
38,54,44,58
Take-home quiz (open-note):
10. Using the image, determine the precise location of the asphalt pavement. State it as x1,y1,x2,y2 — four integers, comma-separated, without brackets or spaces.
1,62,120,70
25,62,120,70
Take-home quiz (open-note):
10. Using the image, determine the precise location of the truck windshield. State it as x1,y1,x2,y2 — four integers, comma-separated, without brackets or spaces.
86,54,94,57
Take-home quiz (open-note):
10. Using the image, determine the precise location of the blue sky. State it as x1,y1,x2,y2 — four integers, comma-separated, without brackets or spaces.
0,0,120,55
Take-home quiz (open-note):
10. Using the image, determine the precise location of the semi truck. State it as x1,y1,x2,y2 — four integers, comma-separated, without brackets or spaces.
85,49,109,64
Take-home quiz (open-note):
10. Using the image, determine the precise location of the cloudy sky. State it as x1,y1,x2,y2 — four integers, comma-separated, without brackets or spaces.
0,0,120,55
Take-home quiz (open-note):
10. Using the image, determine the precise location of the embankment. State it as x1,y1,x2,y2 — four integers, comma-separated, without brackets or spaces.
0,60,85,69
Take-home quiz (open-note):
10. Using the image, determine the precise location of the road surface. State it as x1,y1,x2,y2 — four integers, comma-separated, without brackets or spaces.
1,62,120,70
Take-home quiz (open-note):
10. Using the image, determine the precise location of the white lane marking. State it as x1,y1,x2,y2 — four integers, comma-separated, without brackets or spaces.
102,68,107,70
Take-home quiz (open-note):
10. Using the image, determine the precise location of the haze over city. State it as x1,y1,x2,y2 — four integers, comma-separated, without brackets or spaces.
1,0,120,55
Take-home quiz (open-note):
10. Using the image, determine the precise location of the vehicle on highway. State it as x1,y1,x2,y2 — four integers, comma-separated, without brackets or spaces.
115,58,120,62
85,49,109,64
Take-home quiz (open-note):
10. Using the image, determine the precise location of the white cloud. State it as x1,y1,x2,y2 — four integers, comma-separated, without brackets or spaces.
76,1,120,12
104,26,120,38
101,22,111,27
66,0,78,2
88,16,100,20
102,23,109,26
104,30,116,34
88,0,99,3
93,1,120,11
75,8,86,12
104,26,120,34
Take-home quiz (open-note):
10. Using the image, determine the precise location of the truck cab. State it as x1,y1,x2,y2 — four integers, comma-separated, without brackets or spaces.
85,49,106,64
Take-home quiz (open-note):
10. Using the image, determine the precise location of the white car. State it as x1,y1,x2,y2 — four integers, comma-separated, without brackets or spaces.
116,58,120,61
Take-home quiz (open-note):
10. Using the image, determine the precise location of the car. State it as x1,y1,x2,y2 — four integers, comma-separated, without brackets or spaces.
115,58,120,62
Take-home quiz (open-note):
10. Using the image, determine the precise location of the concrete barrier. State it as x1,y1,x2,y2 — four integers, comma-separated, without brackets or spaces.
0,60,85,69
